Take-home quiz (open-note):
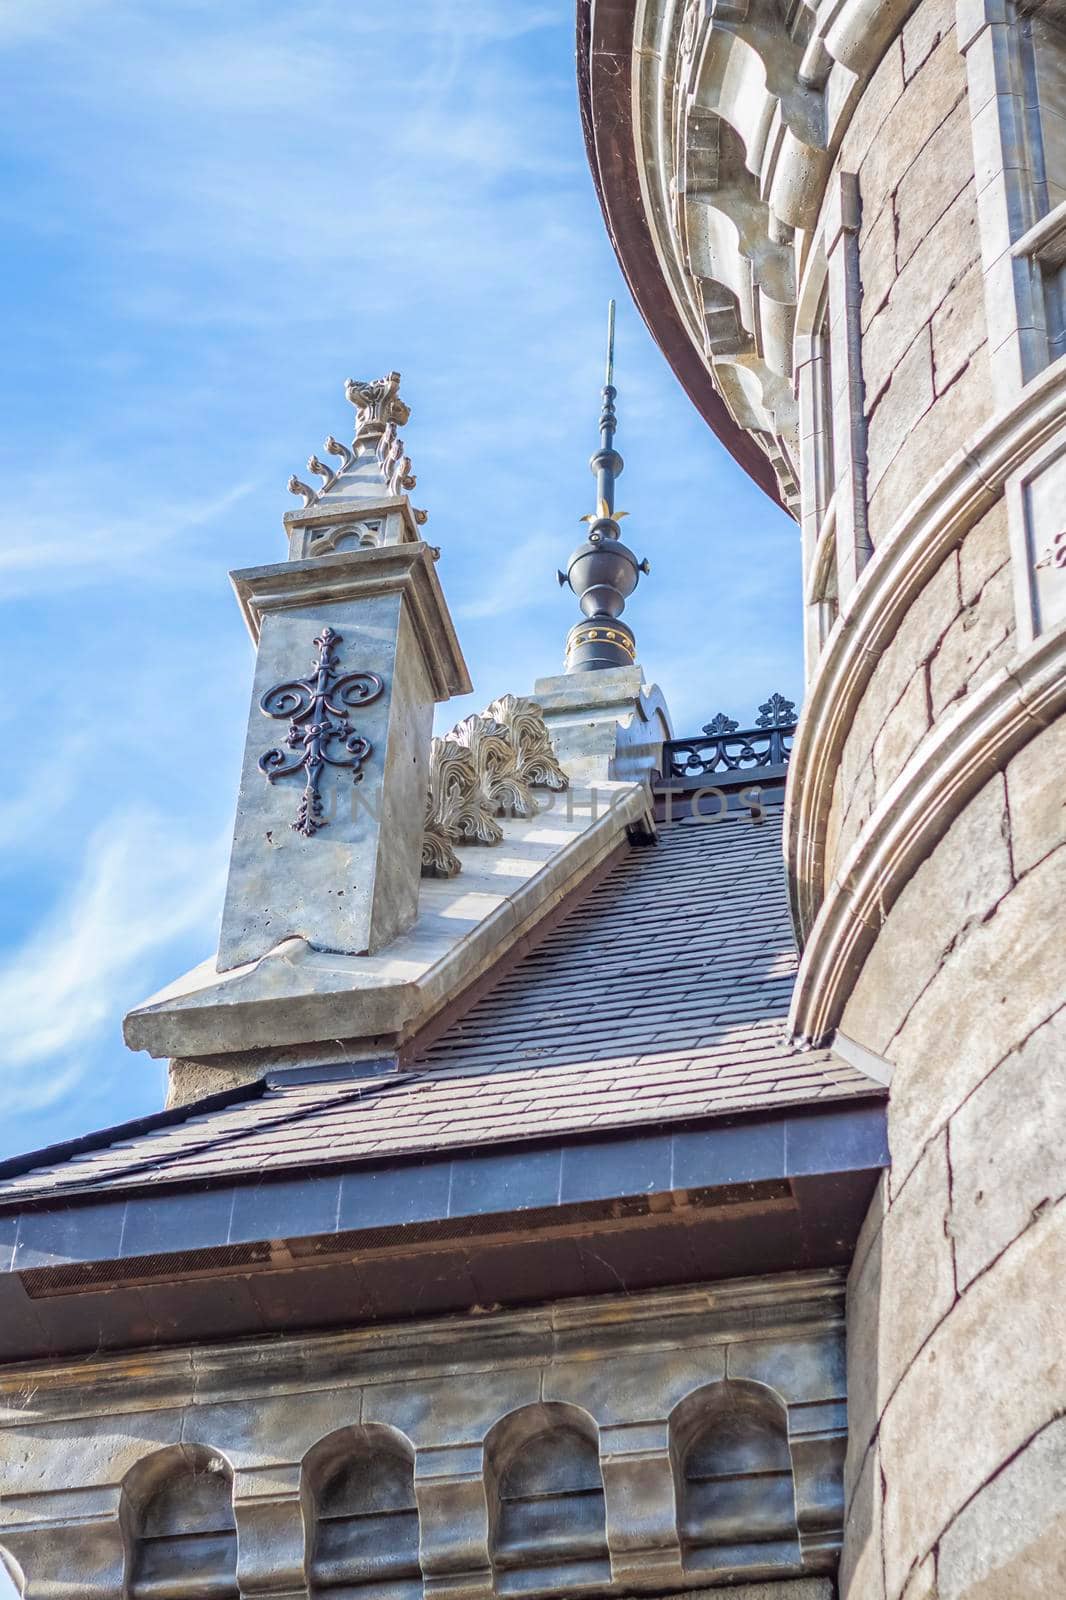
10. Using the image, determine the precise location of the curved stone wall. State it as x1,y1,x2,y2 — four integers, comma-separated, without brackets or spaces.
781,1,1066,1593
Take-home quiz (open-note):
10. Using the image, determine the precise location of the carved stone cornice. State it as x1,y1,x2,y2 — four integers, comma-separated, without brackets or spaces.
784,358,1066,944
422,698,568,878
579,0,948,506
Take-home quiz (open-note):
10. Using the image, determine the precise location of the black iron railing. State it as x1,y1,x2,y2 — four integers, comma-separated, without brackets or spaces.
660,692,797,781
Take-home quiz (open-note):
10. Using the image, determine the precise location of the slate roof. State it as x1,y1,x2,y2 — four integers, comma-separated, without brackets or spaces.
0,806,878,1205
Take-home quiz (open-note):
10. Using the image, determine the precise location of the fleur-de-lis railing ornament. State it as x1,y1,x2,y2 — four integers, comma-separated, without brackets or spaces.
258,628,384,837
661,691,798,779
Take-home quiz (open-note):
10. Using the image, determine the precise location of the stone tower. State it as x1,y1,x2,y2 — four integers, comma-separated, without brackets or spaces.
580,0,1066,1593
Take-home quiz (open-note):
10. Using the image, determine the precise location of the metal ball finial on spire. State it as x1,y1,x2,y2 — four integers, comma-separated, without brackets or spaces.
557,299,650,673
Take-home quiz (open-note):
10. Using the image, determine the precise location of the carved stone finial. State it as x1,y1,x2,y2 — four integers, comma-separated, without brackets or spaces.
345,372,411,445
286,374,420,516
421,699,569,878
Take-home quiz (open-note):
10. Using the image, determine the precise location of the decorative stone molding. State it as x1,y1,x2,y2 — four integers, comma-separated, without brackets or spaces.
580,0,954,506
422,698,569,879
789,622,1066,1044
785,356,1066,942
0,1275,846,1600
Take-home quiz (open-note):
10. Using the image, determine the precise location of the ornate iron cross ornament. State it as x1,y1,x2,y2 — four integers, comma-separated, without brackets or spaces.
258,627,384,837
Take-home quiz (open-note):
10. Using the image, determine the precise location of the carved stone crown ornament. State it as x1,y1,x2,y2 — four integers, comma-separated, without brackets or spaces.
286,372,428,522
422,695,569,878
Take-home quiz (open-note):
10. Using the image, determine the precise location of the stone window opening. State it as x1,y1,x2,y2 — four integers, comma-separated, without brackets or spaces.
303,1425,421,1600
485,1403,610,1596
670,1380,802,1579
123,1444,238,1600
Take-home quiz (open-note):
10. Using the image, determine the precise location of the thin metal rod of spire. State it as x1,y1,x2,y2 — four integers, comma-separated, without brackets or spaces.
605,298,616,388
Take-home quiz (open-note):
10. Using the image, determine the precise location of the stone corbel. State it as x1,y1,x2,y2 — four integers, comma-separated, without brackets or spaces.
413,1442,494,1600
599,1420,685,1589
233,1464,308,1599
786,1402,847,1567
0,1486,126,1599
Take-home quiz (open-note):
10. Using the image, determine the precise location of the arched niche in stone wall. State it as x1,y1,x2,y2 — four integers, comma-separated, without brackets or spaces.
302,1423,421,1600
484,1402,610,1596
122,1442,238,1599
669,1379,801,1578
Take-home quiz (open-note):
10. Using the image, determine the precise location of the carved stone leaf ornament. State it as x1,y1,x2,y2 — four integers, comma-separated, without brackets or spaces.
286,373,423,510
421,699,569,878
488,694,569,791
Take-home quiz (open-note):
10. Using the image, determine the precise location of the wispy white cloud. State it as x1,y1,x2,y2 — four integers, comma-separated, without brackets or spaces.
0,479,256,596
0,810,226,1114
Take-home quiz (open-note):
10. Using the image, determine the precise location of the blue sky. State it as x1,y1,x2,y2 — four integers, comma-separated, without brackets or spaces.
0,0,800,1190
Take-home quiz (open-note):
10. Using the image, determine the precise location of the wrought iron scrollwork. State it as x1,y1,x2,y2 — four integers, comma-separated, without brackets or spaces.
258,627,384,836
662,692,798,780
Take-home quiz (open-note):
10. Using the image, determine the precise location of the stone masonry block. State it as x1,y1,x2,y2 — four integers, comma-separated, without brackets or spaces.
543,1348,725,1426
862,182,981,410
931,261,988,393
867,345,992,545
886,844,1066,1189
859,204,897,333
859,27,968,238
877,1134,956,1406
872,669,930,804
841,40,904,176
835,753,876,870
844,1180,886,1505
879,1199,1066,1599
841,775,1012,1060
936,1418,1066,1598
1005,715,1066,877
900,1551,937,1600
958,497,1009,604
895,98,975,270
949,1007,1066,1288
839,1438,886,1600
929,558,1014,718
903,0,956,80
866,330,935,495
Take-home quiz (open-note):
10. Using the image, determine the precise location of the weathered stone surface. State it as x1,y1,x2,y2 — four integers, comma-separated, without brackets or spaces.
835,751,875,870
902,0,955,81
887,844,1066,1188
895,98,975,270
859,204,897,332
1005,715,1066,877
949,1007,1066,1288
879,1134,956,1404
931,264,987,394
844,1179,886,1502
936,1418,1066,1598
867,346,991,544
872,669,930,802
900,1550,937,1600
839,1437,885,1600
862,182,981,413
929,557,1013,718
958,497,1009,605
843,40,904,178
859,27,968,241
866,329,934,493
880,1199,1066,1599
841,775,1012,1058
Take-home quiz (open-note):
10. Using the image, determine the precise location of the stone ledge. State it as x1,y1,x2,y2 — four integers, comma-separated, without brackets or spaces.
785,353,1066,944
124,781,650,1061
789,622,1066,1044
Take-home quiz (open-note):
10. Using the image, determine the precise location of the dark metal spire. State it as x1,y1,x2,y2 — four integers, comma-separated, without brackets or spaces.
557,300,649,672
